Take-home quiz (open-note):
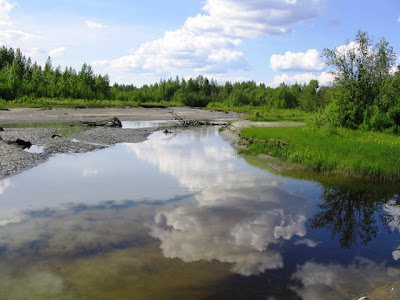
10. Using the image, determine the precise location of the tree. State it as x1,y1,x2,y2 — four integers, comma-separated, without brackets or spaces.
322,30,396,128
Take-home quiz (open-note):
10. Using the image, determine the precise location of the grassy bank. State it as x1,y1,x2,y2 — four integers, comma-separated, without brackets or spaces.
240,125,400,181
206,103,314,123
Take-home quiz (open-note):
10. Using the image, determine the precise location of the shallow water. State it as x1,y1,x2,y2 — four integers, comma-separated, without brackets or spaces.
0,126,399,299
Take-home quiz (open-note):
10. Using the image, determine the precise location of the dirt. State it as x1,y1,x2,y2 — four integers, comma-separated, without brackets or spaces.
0,107,245,179
355,281,400,300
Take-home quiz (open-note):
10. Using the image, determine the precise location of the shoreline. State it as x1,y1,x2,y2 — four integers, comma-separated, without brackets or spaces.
0,107,245,179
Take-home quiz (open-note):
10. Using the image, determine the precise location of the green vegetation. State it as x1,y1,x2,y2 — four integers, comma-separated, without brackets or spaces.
235,30,400,182
1,30,400,181
240,126,400,181
316,30,399,132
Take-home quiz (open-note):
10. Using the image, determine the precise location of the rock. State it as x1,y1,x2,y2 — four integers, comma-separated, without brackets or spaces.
51,134,63,139
0,127,4,131
7,138,32,149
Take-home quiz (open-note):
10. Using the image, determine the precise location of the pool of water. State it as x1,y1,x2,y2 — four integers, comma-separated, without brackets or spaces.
0,126,399,299
121,120,181,128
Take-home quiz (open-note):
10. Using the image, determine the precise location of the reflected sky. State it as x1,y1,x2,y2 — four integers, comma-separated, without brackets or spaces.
0,126,400,299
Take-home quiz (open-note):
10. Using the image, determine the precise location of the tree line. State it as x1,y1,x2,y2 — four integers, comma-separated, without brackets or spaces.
112,76,329,111
1,30,400,132
0,46,111,100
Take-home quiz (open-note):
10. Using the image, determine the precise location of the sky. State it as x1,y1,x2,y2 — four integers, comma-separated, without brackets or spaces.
1,0,399,87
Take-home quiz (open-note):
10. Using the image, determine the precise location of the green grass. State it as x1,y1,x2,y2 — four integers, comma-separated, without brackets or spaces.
240,126,400,181
205,103,314,123
245,108,314,123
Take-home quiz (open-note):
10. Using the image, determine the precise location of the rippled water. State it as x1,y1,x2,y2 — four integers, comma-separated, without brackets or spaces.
0,126,399,299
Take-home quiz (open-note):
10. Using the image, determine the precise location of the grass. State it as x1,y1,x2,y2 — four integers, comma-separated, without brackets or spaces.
205,102,314,123
240,125,400,182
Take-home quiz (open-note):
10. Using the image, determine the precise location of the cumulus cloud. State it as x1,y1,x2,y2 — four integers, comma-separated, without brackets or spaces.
94,28,247,75
48,47,66,58
0,0,15,26
0,179,12,195
271,71,334,86
270,49,325,71
186,0,324,38
292,258,400,299
150,179,311,276
0,29,40,45
384,201,400,260
129,129,313,276
85,20,106,29
294,238,321,248
95,0,325,76
82,168,99,177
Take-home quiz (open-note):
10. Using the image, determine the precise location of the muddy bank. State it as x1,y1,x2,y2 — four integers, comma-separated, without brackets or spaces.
0,107,244,179
219,120,305,172
0,107,243,124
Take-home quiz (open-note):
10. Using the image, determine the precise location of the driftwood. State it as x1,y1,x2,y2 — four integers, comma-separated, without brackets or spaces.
170,112,226,127
81,117,122,128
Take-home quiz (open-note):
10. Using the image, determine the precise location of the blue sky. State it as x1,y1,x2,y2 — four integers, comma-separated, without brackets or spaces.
1,0,399,86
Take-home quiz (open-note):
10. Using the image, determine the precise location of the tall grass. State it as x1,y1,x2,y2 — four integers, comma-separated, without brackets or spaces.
206,103,314,123
240,126,400,181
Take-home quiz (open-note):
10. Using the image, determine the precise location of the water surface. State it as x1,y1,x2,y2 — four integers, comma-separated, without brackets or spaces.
0,126,399,299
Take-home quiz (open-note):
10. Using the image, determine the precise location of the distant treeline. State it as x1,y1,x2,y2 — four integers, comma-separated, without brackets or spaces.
1,30,400,133
0,45,329,111
112,76,329,111
0,46,111,100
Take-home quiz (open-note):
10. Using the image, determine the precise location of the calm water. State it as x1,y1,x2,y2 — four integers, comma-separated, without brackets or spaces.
0,127,399,299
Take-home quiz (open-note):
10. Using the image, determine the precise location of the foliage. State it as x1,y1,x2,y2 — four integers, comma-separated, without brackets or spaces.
0,46,111,101
240,126,400,181
317,30,399,131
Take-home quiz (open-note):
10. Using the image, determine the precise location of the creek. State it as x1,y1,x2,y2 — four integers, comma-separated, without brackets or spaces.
0,126,399,299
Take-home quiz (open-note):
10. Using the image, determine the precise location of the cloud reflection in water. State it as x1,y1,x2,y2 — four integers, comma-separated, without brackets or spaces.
127,128,314,275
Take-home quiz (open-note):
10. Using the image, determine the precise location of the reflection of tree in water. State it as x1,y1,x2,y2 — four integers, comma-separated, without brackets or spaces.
311,184,400,248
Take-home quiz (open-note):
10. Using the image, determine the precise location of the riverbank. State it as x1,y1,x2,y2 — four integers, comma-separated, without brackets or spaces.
0,107,244,178
235,124,400,182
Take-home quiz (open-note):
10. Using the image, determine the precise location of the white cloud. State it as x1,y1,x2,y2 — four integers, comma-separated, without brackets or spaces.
0,179,12,195
294,238,321,248
292,258,400,299
270,49,325,71
94,28,247,76
95,0,325,77
85,20,106,29
48,47,66,58
0,0,15,26
271,71,334,86
186,0,324,38
384,201,400,261
0,29,40,45
128,130,312,276
24,47,46,58
82,168,99,177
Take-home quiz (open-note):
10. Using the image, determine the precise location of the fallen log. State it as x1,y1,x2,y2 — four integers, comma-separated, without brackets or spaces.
81,117,122,128
170,112,226,127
